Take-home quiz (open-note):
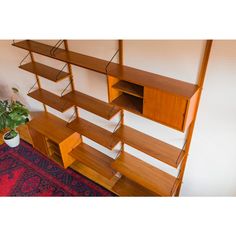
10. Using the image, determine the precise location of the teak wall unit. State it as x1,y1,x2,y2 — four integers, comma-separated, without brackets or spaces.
12,40,212,196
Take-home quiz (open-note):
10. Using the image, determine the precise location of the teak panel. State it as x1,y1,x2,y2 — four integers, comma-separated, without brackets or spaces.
69,143,116,179
28,127,49,156
62,90,120,120
112,151,178,196
143,87,188,131
28,89,74,113
67,117,120,150
19,62,70,82
112,176,157,196
115,125,185,168
59,133,81,168
107,76,122,102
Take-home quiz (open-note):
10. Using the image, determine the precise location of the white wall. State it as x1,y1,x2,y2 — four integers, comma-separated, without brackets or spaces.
0,40,235,196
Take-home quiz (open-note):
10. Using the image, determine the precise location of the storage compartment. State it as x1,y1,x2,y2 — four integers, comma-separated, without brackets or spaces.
143,87,199,131
108,76,144,114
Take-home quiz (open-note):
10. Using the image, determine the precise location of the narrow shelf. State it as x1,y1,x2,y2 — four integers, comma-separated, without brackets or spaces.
115,125,185,168
113,80,144,98
19,62,70,82
63,91,121,120
67,117,120,150
112,176,157,196
28,89,74,112
69,143,116,179
112,94,143,114
112,152,179,196
50,153,64,168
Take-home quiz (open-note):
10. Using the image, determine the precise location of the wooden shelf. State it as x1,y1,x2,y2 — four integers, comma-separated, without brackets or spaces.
50,153,64,167
19,62,70,82
107,64,199,99
67,117,120,150
63,91,121,120
115,125,185,168
112,176,156,196
69,143,116,179
112,152,179,196
28,89,74,112
113,80,144,98
13,40,198,99
112,94,143,114
13,40,109,74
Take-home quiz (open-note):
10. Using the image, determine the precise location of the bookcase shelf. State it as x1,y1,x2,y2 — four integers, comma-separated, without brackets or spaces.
13,40,212,196
19,62,70,82
62,90,121,120
28,89,74,112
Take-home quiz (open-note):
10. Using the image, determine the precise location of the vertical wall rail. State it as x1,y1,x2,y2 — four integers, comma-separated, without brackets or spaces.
175,40,213,196
28,51,47,112
118,40,124,152
63,40,79,118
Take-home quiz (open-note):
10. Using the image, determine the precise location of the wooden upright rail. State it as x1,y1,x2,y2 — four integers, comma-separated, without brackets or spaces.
29,51,47,112
175,40,213,196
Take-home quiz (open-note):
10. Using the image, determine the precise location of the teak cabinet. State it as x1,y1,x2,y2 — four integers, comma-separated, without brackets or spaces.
27,113,81,168
108,75,200,131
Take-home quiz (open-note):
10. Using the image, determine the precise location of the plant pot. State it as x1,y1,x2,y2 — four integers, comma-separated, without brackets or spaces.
3,131,20,148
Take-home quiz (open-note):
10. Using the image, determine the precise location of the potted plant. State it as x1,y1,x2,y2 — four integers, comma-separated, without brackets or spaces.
0,99,29,147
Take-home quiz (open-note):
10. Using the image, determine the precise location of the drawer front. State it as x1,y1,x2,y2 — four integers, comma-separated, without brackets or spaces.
143,87,188,131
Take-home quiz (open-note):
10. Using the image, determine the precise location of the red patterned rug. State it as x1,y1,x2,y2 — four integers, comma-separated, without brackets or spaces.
0,140,115,196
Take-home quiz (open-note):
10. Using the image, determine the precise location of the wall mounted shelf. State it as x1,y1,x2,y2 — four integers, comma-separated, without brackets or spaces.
19,62,70,82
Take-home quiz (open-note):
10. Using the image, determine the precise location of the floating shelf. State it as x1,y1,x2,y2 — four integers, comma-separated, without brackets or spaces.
67,117,120,150
63,91,121,120
112,176,156,196
28,89,74,112
69,143,116,179
19,62,70,82
112,94,143,114
112,151,179,196
113,80,144,98
115,125,185,168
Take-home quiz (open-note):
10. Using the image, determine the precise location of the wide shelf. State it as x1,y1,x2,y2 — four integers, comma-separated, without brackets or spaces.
13,40,198,99
112,176,156,196
63,91,121,120
67,117,120,150
112,80,144,98
112,94,143,114
28,89,74,113
19,62,70,82
115,125,185,168
112,151,179,196
69,143,116,179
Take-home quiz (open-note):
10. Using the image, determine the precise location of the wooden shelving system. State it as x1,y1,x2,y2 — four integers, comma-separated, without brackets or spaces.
13,40,212,196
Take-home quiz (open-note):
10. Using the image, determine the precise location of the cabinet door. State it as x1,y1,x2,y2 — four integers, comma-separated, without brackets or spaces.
143,87,188,131
28,126,49,156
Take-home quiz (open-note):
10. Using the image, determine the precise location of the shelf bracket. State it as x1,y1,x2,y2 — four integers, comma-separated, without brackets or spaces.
50,40,64,56
19,52,31,66
112,110,124,133
27,80,38,94
60,79,73,97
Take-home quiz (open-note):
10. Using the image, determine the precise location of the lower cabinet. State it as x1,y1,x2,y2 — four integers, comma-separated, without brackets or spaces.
27,112,81,168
